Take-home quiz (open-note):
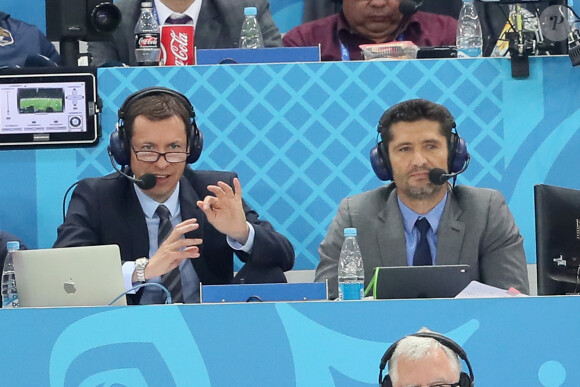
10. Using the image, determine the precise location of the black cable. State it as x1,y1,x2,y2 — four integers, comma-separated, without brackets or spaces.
62,181,80,222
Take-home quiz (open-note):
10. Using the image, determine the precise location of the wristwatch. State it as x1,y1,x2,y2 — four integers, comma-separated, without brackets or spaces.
135,258,149,282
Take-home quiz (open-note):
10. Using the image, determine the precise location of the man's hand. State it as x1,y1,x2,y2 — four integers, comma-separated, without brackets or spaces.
132,218,202,282
196,177,249,244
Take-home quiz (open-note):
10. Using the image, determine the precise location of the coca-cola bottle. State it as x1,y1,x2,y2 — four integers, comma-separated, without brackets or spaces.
134,2,161,66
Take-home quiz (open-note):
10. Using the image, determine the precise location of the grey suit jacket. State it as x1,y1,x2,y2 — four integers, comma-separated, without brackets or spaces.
316,183,530,299
88,0,282,67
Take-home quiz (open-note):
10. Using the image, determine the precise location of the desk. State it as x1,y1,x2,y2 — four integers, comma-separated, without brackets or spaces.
0,296,577,386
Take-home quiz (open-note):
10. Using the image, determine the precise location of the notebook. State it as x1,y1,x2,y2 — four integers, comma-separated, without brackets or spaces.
12,245,127,307
368,265,471,299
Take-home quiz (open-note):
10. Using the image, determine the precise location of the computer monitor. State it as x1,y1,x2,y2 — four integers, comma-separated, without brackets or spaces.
534,184,580,295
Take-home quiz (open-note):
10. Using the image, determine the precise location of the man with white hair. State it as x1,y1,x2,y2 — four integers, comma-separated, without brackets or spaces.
379,328,474,387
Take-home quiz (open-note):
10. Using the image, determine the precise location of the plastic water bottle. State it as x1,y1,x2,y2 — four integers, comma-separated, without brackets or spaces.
134,2,161,66
338,228,364,300
1,241,20,308
239,7,264,49
456,0,483,58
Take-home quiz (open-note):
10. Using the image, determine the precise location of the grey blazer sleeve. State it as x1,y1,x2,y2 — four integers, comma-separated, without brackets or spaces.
477,190,530,294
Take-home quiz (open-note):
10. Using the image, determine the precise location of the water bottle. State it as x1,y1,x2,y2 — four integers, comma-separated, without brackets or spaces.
456,0,483,58
239,7,264,49
2,241,20,308
338,228,364,300
134,2,161,66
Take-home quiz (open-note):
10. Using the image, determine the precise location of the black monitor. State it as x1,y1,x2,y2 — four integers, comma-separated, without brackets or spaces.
534,184,580,295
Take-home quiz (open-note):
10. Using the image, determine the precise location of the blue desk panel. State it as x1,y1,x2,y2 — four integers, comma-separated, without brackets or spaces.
0,297,577,386
2,57,580,271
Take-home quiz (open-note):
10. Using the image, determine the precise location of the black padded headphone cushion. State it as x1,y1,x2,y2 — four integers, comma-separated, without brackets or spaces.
378,332,474,387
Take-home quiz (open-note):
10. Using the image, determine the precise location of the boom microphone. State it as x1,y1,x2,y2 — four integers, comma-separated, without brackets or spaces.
399,0,423,17
392,0,423,42
107,148,157,189
428,155,471,185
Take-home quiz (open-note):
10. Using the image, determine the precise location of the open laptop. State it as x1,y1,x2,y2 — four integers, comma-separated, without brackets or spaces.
369,265,471,299
13,245,127,307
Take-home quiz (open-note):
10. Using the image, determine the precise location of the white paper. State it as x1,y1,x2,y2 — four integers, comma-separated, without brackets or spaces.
454,280,528,299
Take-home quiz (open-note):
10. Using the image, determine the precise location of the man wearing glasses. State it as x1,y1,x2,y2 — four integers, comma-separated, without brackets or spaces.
54,87,294,304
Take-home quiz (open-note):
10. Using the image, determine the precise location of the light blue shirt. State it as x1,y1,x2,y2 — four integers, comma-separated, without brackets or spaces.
397,191,448,266
122,181,256,303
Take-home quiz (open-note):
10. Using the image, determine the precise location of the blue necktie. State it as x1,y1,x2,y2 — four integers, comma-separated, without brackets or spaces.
165,14,192,25
156,205,184,303
413,218,432,266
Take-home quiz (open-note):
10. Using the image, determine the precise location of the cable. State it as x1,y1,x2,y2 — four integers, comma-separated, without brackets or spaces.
107,282,172,306
62,181,80,222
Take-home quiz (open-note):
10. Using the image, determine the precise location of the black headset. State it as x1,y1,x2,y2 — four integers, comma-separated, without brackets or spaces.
369,116,469,182
108,86,203,166
378,332,474,387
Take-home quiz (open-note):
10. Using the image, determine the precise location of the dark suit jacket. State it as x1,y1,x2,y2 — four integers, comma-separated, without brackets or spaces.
54,168,295,303
316,183,530,299
88,0,282,67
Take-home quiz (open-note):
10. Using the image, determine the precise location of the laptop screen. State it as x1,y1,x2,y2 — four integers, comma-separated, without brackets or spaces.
370,265,471,299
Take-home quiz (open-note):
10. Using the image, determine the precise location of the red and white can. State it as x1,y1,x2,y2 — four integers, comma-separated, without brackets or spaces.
160,25,195,66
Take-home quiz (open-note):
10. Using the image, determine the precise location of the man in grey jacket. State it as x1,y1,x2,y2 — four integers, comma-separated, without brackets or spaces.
316,98,529,298
88,0,282,67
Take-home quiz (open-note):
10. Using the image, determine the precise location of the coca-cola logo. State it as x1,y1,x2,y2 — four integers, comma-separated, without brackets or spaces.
138,35,159,48
169,30,190,66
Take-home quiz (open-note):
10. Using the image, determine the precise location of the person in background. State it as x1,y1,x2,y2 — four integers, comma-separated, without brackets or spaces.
88,0,282,67
379,327,474,387
0,11,60,67
316,98,529,299
283,0,457,61
54,87,294,304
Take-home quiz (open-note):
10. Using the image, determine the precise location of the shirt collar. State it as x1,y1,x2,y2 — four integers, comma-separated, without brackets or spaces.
397,190,448,234
154,0,202,26
134,180,181,219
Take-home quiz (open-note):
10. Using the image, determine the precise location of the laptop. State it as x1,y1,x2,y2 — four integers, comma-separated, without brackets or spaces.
13,245,127,307
369,265,471,299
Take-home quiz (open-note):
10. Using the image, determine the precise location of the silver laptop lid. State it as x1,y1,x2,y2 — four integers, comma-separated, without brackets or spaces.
13,244,127,307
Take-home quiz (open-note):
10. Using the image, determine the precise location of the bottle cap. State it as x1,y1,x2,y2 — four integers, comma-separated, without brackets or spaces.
343,228,357,237
6,241,20,251
244,7,258,16
141,2,153,8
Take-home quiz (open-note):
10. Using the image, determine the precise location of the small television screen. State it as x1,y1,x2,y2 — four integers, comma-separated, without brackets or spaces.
0,72,98,146
17,88,65,114
534,184,580,295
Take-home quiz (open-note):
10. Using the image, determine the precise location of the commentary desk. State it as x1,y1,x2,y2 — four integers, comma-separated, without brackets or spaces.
0,296,576,386
4,55,580,273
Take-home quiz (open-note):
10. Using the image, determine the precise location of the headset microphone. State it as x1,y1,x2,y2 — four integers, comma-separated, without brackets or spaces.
107,148,157,189
428,155,470,185
399,0,423,17
391,0,423,52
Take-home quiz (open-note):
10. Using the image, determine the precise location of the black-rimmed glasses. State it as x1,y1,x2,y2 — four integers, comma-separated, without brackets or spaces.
131,145,189,163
